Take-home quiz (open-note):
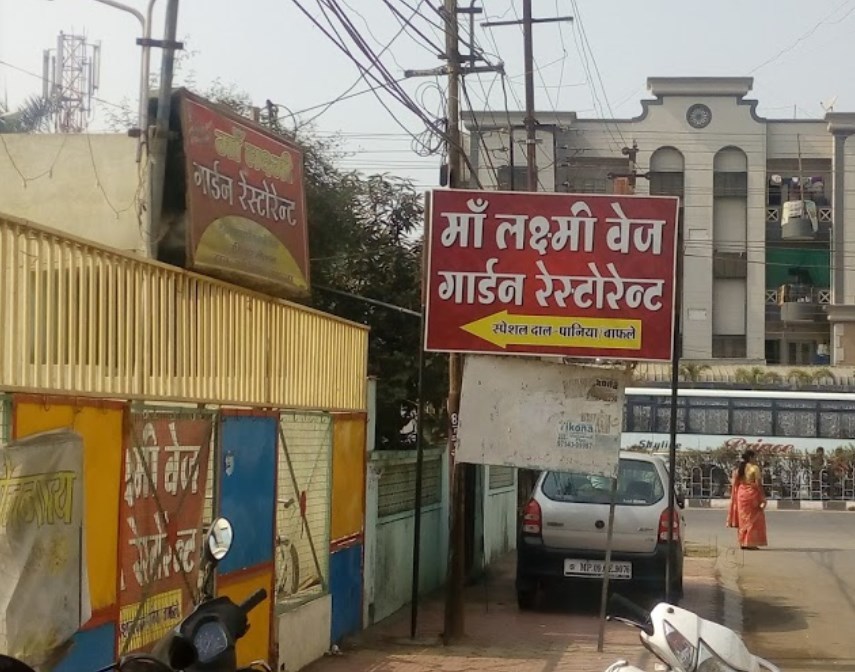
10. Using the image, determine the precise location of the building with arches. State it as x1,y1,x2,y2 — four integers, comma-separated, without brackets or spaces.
465,77,855,366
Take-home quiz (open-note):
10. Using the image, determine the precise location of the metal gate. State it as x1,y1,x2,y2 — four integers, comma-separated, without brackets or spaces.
275,412,332,604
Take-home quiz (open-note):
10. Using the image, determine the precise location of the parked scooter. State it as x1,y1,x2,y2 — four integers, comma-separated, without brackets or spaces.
0,518,266,672
605,594,780,672
150,516,272,672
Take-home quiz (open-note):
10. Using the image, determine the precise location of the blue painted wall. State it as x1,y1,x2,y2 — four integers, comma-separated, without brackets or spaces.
54,622,115,672
329,544,363,644
218,415,277,574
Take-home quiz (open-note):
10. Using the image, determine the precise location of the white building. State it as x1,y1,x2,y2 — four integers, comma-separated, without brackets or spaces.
465,77,855,367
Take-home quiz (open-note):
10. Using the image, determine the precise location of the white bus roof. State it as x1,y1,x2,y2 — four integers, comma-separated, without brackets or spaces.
626,387,855,402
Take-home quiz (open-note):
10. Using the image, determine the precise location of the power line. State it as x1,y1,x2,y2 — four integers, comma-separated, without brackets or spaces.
289,0,445,156
461,75,500,185
751,0,855,74
295,0,430,128
0,58,129,113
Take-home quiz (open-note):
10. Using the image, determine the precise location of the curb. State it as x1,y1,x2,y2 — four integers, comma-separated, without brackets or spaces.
686,499,855,511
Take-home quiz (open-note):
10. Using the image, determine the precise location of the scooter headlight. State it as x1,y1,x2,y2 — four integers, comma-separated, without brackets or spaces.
695,640,744,672
664,620,695,670
193,620,229,664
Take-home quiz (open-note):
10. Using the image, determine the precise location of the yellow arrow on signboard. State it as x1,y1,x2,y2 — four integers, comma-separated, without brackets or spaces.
460,311,642,350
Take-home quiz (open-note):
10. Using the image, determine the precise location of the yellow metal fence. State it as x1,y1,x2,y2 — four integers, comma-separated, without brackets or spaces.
0,215,368,411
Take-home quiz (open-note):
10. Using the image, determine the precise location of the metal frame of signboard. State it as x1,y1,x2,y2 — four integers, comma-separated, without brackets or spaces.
422,188,680,362
424,188,683,653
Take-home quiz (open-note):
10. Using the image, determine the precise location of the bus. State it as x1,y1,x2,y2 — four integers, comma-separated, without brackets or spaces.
622,387,855,500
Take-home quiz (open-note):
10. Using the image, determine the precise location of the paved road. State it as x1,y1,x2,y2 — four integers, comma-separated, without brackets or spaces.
686,509,855,671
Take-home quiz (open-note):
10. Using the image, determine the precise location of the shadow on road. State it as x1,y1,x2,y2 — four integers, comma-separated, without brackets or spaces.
742,593,811,634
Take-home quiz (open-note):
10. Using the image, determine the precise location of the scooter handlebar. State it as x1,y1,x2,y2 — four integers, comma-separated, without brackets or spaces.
239,589,268,615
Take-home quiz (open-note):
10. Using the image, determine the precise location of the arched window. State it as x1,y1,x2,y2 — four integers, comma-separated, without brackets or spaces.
712,146,748,359
713,146,748,197
649,147,684,198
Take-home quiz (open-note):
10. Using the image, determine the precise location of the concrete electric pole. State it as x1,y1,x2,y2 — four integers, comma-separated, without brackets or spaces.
483,2,573,191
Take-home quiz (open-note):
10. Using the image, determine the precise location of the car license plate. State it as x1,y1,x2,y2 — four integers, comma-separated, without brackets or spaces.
563,559,632,579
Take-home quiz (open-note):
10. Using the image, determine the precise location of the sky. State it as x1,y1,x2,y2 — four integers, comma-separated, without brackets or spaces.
1,0,854,190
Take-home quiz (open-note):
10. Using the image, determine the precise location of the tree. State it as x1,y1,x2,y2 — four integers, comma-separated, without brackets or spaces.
0,95,55,133
679,362,711,383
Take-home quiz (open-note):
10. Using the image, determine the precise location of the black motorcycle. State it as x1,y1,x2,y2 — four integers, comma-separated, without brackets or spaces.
149,516,272,672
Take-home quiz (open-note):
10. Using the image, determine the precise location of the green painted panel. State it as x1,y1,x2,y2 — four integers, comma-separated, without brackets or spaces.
766,248,830,288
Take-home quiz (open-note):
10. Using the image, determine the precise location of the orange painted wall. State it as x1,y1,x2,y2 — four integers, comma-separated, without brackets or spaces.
218,568,274,666
14,397,125,616
331,414,366,542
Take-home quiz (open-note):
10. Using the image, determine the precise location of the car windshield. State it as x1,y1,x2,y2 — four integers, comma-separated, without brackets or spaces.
541,459,665,505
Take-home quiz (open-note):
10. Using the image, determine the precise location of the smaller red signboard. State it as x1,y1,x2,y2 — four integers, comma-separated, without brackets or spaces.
117,415,212,652
180,91,310,298
424,189,679,362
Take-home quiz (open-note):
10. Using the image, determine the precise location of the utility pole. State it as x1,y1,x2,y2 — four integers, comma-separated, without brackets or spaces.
402,0,501,644
522,0,536,191
484,4,573,191
623,140,639,192
442,0,466,644
608,141,647,193
147,0,183,259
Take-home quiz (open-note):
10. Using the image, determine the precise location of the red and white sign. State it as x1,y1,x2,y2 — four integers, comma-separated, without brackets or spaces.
424,190,680,361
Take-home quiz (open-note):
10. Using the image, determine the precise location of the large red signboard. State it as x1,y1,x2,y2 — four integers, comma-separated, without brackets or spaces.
425,190,679,362
180,91,310,298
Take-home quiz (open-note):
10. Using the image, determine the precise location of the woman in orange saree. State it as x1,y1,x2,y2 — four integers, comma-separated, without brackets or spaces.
727,449,768,549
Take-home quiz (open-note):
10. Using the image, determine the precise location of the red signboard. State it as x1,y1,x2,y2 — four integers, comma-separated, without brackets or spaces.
425,190,679,361
117,415,213,652
180,91,310,298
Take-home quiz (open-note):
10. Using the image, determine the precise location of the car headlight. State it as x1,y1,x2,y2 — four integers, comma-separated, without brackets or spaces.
696,640,744,672
664,620,695,670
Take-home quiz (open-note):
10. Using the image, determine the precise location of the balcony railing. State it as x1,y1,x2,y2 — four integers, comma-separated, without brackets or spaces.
0,214,369,410
766,288,831,304
777,284,830,323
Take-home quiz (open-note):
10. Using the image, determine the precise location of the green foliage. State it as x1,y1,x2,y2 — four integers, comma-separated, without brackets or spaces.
734,366,781,385
787,368,814,387
0,95,54,133
811,367,836,384
679,362,711,382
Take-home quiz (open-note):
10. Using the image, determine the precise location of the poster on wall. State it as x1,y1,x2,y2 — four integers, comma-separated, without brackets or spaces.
457,356,627,475
0,429,90,668
424,189,679,361
117,414,212,653
179,90,310,298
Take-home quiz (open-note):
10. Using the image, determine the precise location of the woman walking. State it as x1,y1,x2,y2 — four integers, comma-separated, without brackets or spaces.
727,449,768,550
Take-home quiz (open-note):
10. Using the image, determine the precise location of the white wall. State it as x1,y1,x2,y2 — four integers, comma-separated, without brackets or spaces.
373,504,445,623
363,448,450,626
0,134,146,255
277,595,332,672
482,466,518,566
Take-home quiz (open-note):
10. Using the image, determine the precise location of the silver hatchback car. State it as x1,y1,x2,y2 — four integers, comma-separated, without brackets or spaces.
516,451,685,609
